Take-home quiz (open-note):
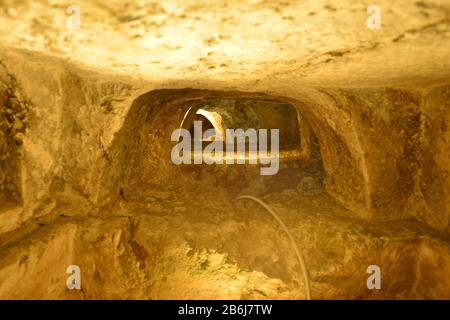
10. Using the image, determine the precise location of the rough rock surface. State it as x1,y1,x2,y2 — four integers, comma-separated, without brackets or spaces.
0,0,450,299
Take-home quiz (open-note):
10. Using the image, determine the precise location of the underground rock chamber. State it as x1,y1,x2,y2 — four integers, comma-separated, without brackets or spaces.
99,91,324,298
1,82,449,300
116,94,325,200
0,0,449,301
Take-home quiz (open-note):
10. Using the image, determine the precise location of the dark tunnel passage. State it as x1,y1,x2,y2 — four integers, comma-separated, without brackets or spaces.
80,88,449,300
2,0,450,302
110,92,325,202
1,85,450,300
